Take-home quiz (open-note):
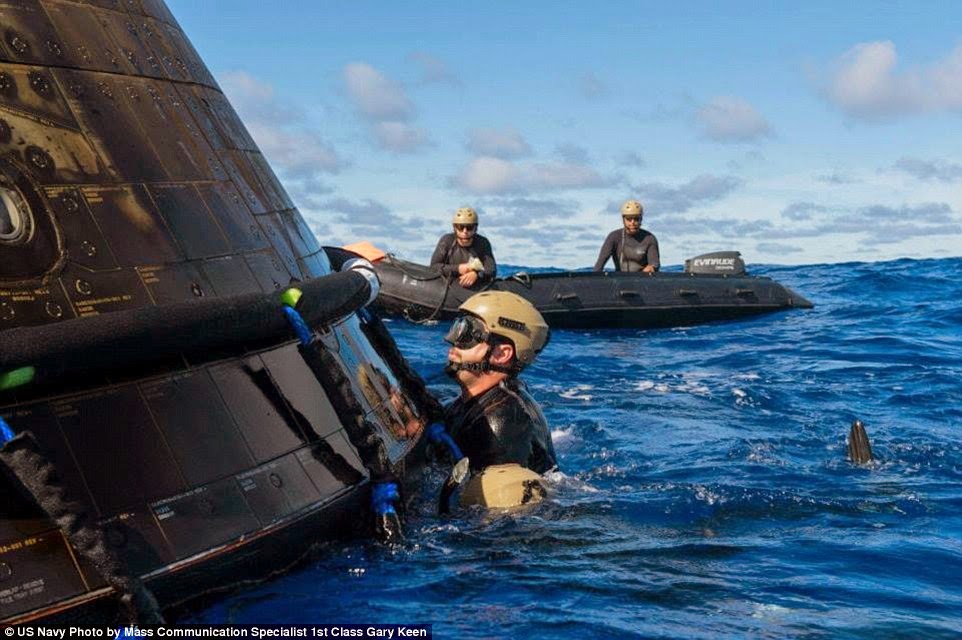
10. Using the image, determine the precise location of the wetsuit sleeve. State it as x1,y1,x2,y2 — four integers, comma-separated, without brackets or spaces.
647,234,661,271
479,236,497,281
593,231,617,271
430,235,458,278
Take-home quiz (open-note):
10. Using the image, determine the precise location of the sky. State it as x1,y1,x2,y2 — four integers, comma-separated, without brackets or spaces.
167,0,962,268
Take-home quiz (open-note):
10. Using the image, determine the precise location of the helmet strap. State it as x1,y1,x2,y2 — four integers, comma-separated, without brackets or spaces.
445,343,518,376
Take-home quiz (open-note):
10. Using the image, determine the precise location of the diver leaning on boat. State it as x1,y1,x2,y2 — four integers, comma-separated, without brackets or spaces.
430,207,497,289
594,199,661,273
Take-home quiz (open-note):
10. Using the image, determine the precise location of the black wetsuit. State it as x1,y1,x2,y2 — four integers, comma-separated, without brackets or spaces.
444,379,557,474
430,233,497,286
593,228,660,272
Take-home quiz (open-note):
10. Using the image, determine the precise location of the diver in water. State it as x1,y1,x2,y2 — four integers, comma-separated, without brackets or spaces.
593,199,660,273
438,292,557,508
430,207,497,288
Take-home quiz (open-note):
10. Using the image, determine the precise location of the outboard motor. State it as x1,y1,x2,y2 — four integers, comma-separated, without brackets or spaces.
685,251,746,276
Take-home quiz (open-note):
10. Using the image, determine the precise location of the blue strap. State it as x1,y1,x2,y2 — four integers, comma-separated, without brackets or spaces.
426,423,464,461
371,482,400,516
0,415,14,446
282,305,313,346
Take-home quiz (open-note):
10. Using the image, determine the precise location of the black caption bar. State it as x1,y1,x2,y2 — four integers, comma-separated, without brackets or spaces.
1,625,432,639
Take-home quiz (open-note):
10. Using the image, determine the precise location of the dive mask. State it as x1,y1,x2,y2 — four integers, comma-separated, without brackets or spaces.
444,315,489,350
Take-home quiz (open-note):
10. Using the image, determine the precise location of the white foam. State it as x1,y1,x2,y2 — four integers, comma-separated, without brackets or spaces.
551,425,577,445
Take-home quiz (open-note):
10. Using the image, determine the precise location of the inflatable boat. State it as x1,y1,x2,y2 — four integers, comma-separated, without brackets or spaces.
369,251,813,329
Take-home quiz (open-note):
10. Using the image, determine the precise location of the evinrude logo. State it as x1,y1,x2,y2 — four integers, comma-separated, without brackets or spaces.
694,258,736,270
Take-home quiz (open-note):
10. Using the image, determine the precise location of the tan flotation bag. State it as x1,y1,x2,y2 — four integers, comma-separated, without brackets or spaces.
459,463,547,508
342,241,387,263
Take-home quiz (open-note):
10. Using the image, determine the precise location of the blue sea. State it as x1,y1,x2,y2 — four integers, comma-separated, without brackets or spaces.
190,257,962,639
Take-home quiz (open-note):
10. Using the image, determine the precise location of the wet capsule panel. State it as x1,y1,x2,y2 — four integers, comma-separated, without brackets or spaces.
139,0,180,29
0,0,67,67
58,264,151,318
216,152,267,215
260,344,344,440
139,17,190,81
141,371,255,486
44,187,117,272
208,356,307,463
175,84,227,150
254,215,302,280
54,386,186,515
81,185,182,266
147,184,229,259
244,250,294,294
0,63,75,127
161,23,216,87
43,1,123,73
196,182,267,253
0,529,87,619
98,510,175,576
120,78,206,181
196,87,257,151
295,430,367,500
0,284,75,329
236,454,322,526
243,151,289,212
151,477,259,559
200,254,261,298
55,69,167,182
96,10,166,79
135,262,210,305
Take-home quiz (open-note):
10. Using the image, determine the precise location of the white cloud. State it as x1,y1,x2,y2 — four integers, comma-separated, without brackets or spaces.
466,128,532,159
373,122,430,153
343,62,414,120
408,52,460,85
452,156,611,195
342,62,430,152
634,174,743,213
220,71,344,201
822,41,962,120
893,157,962,183
454,157,519,193
245,123,341,176
696,96,772,142
555,143,590,164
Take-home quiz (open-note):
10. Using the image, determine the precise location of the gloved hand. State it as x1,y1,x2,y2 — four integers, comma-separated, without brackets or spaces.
371,481,403,544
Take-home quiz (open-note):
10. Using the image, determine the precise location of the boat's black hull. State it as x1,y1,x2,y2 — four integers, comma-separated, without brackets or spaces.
373,257,814,329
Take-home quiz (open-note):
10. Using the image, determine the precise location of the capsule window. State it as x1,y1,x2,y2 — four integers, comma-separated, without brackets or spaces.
0,185,32,244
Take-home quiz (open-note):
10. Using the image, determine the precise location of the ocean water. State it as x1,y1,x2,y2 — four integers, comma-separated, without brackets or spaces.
190,257,962,639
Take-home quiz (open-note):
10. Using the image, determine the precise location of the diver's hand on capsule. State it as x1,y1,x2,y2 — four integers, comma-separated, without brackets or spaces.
642,265,656,274
371,481,404,544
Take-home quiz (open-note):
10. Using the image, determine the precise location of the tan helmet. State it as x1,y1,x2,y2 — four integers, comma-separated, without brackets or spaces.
620,200,643,217
452,206,478,225
459,291,549,367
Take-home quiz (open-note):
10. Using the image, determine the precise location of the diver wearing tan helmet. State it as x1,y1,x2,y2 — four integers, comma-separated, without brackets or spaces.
593,199,660,273
430,207,497,289
440,291,557,508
